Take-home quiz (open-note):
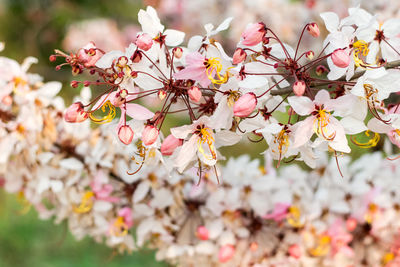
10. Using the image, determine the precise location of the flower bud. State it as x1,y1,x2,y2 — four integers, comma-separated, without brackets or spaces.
188,86,202,102
70,81,79,88
136,33,153,51
49,55,57,62
2,95,12,106
173,47,183,59
158,90,167,100
288,244,301,259
293,80,306,96
118,125,134,145
161,134,182,156
346,218,357,232
77,42,103,68
232,48,247,64
307,22,320,38
196,226,209,241
64,102,88,123
142,125,159,146
218,245,235,263
316,65,328,76
241,22,266,46
131,50,142,63
331,49,350,68
306,51,314,60
233,93,257,117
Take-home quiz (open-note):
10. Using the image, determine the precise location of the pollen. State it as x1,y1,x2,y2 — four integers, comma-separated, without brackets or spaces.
309,234,331,257
287,206,303,228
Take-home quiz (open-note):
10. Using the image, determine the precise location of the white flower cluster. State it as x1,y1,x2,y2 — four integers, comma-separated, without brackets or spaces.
1,52,400,266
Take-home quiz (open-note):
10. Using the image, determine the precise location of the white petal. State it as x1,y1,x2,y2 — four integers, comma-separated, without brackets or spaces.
164,29,185,46
287,96,314,116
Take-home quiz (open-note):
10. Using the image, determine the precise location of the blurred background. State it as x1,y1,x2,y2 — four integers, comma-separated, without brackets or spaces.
0,0,399,266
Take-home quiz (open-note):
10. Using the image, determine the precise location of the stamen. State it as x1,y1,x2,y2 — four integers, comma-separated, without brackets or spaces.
286,206,303,228
205,57,231,85
309,234,331,257
353,40,376,68
197,127,217,160
350,130,380,148
73,191,95,213
88,100,116,124
109,216,129,237
313,109,336,141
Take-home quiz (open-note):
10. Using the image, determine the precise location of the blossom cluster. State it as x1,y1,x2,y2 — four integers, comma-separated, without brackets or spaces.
53,6,400,176
1,56,400,266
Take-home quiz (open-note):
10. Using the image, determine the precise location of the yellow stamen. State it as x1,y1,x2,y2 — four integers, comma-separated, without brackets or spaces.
205,57,231,85
109,216,129,237
309,234,331,257
73,191,95,214
197,127,217,161
287,206,303,228
353,40,376,68
351,130,380,148
88,100,116,124
227,90,241,107
313,109,336,141
382,252,395,265
364,203,378,224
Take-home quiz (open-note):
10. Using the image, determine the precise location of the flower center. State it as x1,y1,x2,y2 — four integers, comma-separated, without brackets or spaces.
314,108,336,141
352,40,375,68
205,57,230,85
109,216,129,237
196,125,216,160
73,191,95,214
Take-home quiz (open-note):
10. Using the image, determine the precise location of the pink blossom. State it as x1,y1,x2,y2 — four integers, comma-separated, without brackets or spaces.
90,172,119,203
233,93,257,117
188,86,202,102
232,48,246,64
64,102,88,123
118,125,134,145
263,202,290,222
241,22,266,46
173,52,211,87
142,125,159,146
161,134,182,155
328,220,354,257
331,49,350,68
218,244,235,263
136,33,153,51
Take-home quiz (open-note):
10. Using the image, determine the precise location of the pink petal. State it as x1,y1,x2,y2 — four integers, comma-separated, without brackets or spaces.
125,103,154,120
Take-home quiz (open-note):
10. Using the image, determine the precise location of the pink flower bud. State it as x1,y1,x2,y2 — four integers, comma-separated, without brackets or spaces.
49,55,57,62
306,51,314,60
118,125,134,145
232,48,247,64
2,95,12,106
196,226,209,241
173,47,183,59
136,33,153,51
188,86,202,102
64,102,88,123
288,244,301,259
158,90,167,100
241,22,266,46
70,80,79,88
331,49,350,68
346,218,357,232
142,125,159,146
218,245,235,263
307,23,320,38
161,134,182,156
233,93,257,117
77,42,103,68
293,80,306,96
